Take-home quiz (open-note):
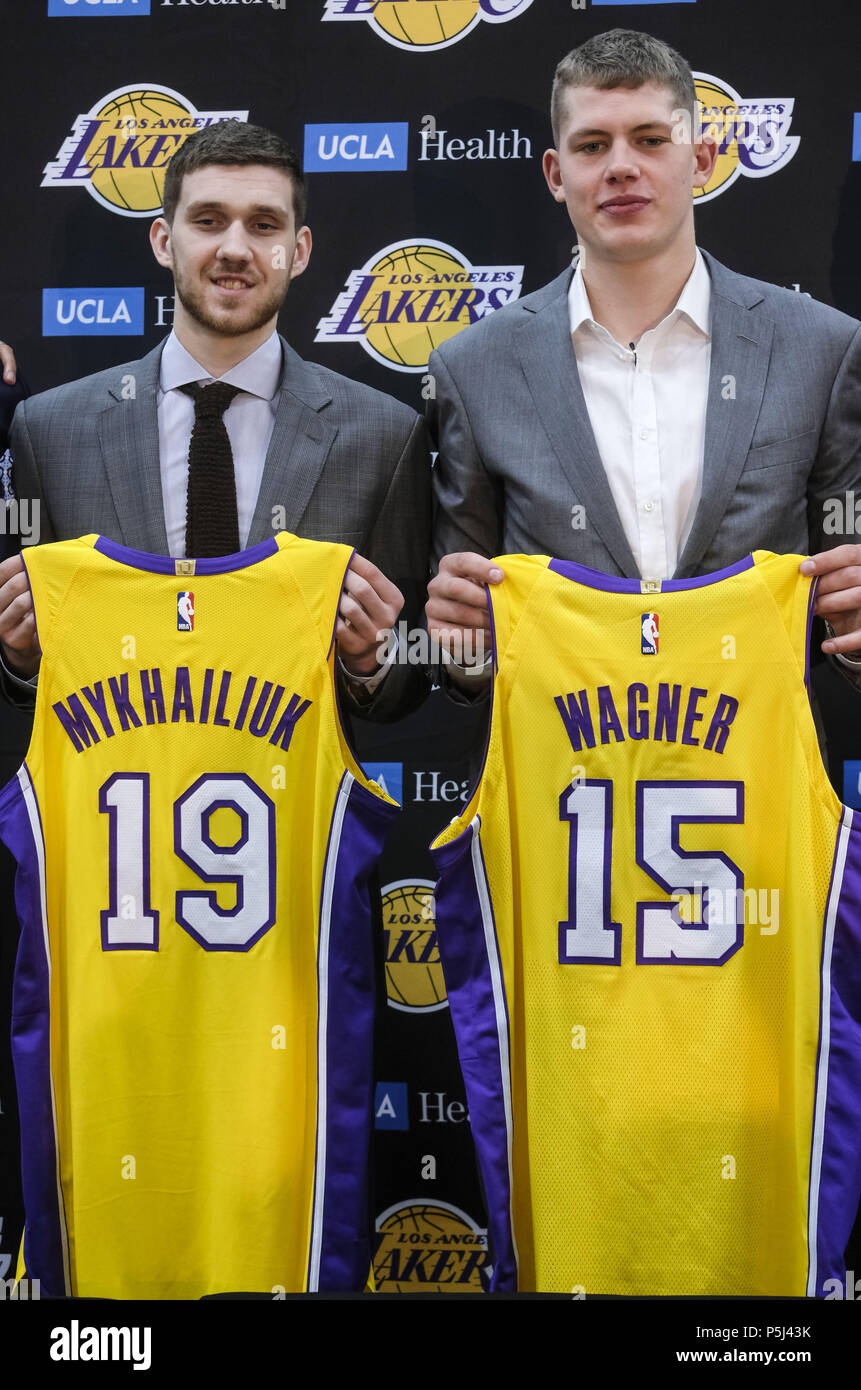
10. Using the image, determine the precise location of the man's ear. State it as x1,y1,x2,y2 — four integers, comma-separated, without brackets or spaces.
542,148,566,203
150,216,173,270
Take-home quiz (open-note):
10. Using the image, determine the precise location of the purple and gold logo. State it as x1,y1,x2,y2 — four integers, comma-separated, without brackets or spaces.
42,85,248,217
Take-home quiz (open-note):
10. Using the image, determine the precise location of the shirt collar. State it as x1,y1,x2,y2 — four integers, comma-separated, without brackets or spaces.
159,330,283,400
568,248,711,340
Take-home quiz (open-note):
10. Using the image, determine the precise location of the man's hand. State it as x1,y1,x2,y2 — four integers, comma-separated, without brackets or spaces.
0,554,40,677
336,552,403,676
801,547,861,654
0,341,17,386
426,552,504,666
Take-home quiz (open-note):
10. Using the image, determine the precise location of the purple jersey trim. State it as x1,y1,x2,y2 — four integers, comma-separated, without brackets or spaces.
485,581,499,673
431,818,517,1292
547,554,755,593
19,550,42,658
93,534,280,575
0,766,69,1297
805,575,818,695
309,772,397,1292
808,807,861,1297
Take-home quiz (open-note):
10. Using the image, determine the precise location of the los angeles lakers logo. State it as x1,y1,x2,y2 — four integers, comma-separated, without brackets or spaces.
42,85,248,217
374,1201,488,1291
323,0,533,53
316,239,523,373
381,878,447,1012
692,73,799,203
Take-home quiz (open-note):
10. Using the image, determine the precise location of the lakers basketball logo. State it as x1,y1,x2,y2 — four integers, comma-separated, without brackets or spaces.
381,878,447,1013
42,85,249,217
316,239,523,373
374,1201,488,1291
641,612,659,655
322,0,533,54
692,73,799,203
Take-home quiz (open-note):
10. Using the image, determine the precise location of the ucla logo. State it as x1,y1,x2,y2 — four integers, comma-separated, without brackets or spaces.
42,85,248,217
693,73,799,203
374,1201,488,1292
48,0,150,13
304,122,409,172
322,0,532,53
42,287,144,336
381,878,446,1013
316,238,523,372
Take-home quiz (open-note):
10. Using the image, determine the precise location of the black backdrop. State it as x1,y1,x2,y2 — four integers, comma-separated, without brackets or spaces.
1,0,860,1295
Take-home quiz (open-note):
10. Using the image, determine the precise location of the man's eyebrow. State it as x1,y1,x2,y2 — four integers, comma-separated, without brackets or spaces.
567,121,674,141
184,200,288,219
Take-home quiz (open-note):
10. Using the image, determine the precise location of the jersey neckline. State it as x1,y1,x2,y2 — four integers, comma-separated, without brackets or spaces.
547,553,756,592
93,534,282,575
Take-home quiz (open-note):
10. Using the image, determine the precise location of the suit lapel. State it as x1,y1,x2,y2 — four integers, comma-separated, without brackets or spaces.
97,341,169,553
515,270,640,577
247,338,336,546
675,251,773,577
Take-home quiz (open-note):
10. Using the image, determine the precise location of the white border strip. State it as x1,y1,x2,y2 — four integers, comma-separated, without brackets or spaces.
17,765,71,1296
469,815,519,1282
308,770,353,1292
806,806,852,1296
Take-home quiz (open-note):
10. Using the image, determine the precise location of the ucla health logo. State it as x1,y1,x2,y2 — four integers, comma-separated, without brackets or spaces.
317,239,523,372
48,0,150,13
322,0,532,53
43,287,145,335
693,73,799,203
42,85,248,217
304,122,409,172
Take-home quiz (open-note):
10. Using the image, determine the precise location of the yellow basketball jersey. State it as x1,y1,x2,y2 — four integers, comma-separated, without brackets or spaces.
0,532,397,1299
431,551,861,1296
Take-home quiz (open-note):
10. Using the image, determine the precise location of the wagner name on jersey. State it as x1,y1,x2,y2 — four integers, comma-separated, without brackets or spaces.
431,551,861,1297
0,532,397,1299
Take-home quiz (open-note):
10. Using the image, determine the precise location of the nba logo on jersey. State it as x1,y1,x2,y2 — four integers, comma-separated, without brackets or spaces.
177,591,194,632
641,612,659,654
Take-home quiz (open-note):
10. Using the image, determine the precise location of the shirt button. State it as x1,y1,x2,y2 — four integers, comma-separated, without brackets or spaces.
643,500,655,512
639,429,649,441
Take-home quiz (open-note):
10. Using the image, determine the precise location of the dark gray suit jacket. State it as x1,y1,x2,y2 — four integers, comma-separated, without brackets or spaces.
9,335,432,720
428,250,861,577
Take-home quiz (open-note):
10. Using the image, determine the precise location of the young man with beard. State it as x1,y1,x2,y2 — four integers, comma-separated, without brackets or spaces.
0,121,431,720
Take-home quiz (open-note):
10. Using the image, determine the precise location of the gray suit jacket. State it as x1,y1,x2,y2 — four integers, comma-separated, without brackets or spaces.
9,335,432,721
428,250,861,578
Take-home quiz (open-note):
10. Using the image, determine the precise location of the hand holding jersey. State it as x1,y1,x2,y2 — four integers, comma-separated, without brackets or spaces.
429,547,861,671
0,548,403,682
802,545,861,655
425,551,502,670
335,552,404,676
0,554,38,677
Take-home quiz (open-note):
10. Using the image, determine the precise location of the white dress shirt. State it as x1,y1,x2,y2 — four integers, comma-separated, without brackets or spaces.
568,249,712,580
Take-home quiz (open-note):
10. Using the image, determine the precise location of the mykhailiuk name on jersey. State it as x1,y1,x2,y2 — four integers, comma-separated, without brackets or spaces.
0,531,398,1299
51,664,311,754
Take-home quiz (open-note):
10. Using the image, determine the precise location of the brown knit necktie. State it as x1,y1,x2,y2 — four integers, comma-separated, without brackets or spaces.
180,381,243,558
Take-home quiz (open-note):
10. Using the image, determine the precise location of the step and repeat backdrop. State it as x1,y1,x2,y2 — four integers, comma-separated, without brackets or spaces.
1,0,860,1294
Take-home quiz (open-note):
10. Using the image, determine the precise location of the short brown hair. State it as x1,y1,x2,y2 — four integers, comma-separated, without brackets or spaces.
551,28,696,144
161,120,307,226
